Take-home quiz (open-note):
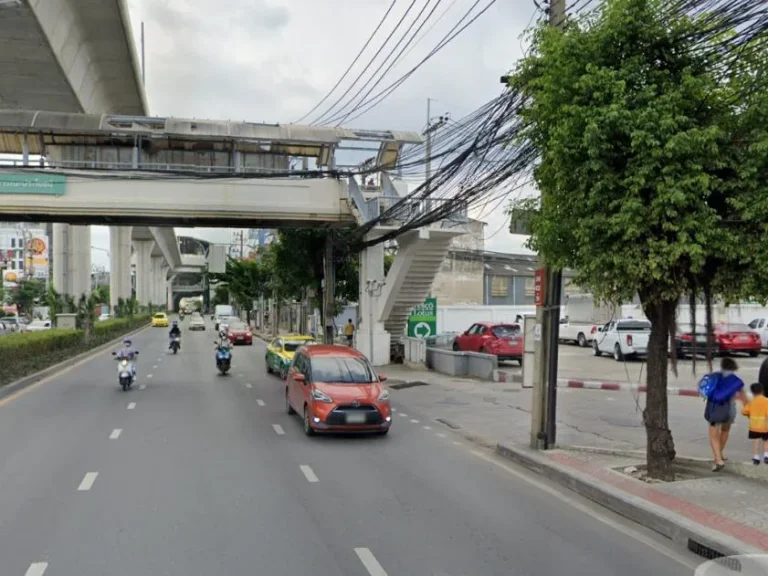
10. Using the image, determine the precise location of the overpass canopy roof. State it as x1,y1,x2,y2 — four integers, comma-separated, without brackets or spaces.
0,110,422,167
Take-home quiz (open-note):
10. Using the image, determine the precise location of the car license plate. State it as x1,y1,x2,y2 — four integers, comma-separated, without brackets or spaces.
346,412,366,424
237,336,243,340
739,335,749,342
508,339,517,345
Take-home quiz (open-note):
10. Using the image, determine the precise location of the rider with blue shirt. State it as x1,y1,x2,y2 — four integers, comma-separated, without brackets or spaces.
703,357,746,471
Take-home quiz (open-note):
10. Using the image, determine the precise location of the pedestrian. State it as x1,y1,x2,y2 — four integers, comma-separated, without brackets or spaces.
345,318,355,347
702,357,746,471
741,382,768,465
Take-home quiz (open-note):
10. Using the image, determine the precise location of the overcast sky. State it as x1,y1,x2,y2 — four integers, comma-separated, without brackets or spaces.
91,0,539,269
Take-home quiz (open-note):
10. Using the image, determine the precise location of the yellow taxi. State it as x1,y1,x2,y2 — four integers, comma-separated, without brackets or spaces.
152,312,169,327
265,334,315,379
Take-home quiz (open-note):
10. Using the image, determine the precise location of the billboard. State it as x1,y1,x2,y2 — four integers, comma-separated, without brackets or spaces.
24,234,49,279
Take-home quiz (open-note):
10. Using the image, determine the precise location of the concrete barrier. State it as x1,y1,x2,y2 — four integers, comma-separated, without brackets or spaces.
425,347,498,380
404,337,427,364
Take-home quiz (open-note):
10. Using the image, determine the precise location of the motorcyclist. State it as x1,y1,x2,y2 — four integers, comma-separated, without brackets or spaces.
169,320,182,349
115,339,138,380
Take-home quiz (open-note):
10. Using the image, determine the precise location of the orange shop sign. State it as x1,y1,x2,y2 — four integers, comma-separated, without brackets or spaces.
534,268,545,307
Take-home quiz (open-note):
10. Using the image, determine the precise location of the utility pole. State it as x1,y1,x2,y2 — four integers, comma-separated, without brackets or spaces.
531,0,567,450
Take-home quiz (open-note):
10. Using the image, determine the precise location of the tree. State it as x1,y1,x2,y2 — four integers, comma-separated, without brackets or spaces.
92,283,110,304
509,0,768,478
209,257,271,323
9,278,46,316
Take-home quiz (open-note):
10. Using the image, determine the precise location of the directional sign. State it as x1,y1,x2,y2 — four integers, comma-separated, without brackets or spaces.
407,298,437,339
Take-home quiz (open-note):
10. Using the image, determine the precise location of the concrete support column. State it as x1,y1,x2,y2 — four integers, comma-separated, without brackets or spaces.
149,256,164,307
52,223,91,297
358,237,390,366
109,226,132,309
160,264,170,310
134,240,153,306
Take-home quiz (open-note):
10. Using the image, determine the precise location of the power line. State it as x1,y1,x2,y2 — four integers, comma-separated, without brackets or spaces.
293,0,400,124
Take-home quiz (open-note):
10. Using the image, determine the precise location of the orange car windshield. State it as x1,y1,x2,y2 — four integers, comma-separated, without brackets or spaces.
311,357,375,384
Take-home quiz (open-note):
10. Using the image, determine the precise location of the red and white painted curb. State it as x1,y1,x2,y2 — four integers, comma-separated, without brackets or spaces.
492,369,699,397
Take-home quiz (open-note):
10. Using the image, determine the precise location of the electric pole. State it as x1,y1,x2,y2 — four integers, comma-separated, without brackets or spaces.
532,0,567,450
423,99,450,217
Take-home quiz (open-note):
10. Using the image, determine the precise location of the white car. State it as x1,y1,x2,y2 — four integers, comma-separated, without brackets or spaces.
98,313,111,322
592,319,651,361
188,315,206,331
23,319,52,332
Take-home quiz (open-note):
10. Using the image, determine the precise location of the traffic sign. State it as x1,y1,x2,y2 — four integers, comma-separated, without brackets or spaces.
407,298,437,338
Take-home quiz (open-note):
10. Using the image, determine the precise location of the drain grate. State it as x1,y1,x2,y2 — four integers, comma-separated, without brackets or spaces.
687,539,742,571
389,381,429,390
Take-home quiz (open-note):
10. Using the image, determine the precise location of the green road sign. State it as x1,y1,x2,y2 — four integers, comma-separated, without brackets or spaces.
0,173,66,195
407,297,437,338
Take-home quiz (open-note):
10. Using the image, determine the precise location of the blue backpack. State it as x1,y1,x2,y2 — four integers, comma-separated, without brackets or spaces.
698,372,720,399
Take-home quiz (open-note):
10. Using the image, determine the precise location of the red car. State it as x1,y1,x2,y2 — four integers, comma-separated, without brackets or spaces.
452,322,523,365
285,345,391,436
715,323,761,357
227,321,253,345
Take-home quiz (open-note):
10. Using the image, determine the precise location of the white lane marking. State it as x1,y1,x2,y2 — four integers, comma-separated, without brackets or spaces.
355,547,387,576
469,450,698,570
410,419,420,423
109,429,122,439
238,373,245,377
272,424,285,435
152,365,158,369
157,358,162,362
77,472,98,491
127,402,136,410
453,441,462,446
139,384,146,390
245,383,253,389
398,413,408,417
25,563,48,576
391,407,397,412
423,425,432,430
435,433,446,438
256,399,265,406
147,374,153,379
300,465,319,483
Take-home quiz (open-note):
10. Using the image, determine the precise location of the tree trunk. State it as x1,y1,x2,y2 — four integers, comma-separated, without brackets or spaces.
641,296,677,480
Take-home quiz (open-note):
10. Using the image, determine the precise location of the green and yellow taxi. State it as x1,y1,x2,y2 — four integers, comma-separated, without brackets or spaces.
265,334,315,379
151,312,169,328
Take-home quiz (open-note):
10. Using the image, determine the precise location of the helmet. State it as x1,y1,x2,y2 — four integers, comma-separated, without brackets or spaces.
172,320,178,326
123,339,132,347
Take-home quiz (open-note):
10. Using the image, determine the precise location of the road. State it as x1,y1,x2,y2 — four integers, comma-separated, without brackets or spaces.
0,320,703,575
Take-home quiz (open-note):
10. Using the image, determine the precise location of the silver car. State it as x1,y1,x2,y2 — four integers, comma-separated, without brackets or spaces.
188,315,206,331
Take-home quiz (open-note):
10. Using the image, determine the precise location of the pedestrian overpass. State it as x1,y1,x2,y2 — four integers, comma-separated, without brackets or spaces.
0,109,468,364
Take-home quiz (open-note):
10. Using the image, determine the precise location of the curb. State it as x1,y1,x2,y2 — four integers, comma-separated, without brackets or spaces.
558,379,699,396
495,442,763,557
0,322,151,402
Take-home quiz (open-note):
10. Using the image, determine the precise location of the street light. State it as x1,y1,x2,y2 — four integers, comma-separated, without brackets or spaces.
364,279,385,365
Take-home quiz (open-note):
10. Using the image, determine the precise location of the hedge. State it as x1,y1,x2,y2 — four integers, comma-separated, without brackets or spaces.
0,315,150,387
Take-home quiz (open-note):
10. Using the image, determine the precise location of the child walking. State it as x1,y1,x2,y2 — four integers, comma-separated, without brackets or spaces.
741,382,768,465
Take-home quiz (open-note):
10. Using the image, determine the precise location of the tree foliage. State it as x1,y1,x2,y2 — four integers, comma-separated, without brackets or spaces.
509,0,768,478
9,278,46,315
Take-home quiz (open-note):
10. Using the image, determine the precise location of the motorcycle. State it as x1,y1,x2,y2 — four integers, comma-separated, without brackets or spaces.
215,340,232,375
171,336,181,354
111,350,138,391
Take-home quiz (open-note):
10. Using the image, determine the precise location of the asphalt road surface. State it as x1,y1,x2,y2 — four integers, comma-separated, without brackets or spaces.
0,321,703,575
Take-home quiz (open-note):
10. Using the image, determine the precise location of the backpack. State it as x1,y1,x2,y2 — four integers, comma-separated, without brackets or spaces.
698,372,721,399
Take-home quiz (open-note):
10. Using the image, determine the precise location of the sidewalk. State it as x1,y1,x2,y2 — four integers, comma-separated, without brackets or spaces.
383,363,768,556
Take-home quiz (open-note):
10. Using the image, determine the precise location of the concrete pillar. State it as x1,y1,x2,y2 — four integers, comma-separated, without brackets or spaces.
52,223,91,297
149,256,164,307
160,264,170,310
358,237,390,366
109,226,132,309
134,240,153,306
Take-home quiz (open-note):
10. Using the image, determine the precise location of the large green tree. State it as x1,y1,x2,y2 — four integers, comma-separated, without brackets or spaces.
509,0,768,478
209,256,271,323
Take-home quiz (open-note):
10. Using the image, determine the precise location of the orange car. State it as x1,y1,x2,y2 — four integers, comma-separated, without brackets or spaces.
285,344,391,436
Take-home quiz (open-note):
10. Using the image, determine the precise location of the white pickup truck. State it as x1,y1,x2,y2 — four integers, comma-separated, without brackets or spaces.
558,317,597,347
592,318,652,361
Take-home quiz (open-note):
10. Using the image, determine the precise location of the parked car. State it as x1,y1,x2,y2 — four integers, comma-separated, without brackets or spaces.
748,317,768,349
188,314,206,331
21,319,51,332
673,324,717,358
227,321,253,346
265,334,316,379
558,317,597,347
151,313,169,328
715,322,761,357
285,344,391,436
97,313,111,322
452,322,523,365
592,319,651,361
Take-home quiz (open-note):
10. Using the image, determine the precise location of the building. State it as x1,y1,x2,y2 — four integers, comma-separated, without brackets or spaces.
430,219,487,305
0,223,50,286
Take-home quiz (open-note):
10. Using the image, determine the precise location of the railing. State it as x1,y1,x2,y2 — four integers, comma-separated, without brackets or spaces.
366,195,469,226
32,159,309,177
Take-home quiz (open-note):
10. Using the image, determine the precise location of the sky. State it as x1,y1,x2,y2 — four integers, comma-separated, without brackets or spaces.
87,0,542,269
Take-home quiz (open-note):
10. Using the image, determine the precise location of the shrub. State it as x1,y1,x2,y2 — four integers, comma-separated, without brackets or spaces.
0,315,151,387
